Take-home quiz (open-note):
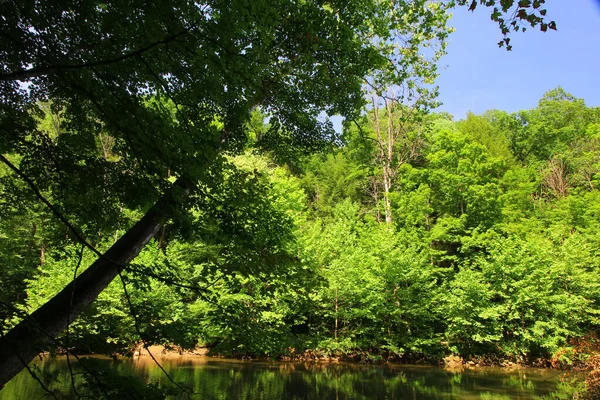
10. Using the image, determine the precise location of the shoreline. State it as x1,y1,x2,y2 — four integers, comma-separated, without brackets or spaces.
73,344,588,372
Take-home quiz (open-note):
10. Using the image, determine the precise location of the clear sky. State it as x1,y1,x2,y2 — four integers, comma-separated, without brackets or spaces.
435,0,600,119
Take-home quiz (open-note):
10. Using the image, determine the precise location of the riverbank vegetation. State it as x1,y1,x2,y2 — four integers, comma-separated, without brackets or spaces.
4,88,600,370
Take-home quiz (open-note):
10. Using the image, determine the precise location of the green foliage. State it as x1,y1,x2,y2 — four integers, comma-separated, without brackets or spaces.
301,151,368,216
8,86,600,369
298,200,445,358
0,0,593,391
445,234,600,358
289,87,600,363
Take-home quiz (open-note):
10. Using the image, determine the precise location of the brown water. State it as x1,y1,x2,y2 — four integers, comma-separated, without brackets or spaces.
0,356,585,399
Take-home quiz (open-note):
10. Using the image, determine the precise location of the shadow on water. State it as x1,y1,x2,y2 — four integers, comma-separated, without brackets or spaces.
0,356,585,399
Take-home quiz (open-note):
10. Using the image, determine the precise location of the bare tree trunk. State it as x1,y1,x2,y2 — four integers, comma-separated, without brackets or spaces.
384,99,394,224
372,96,393,224
0,177,190,388
369,177,381,223
382,170,392,224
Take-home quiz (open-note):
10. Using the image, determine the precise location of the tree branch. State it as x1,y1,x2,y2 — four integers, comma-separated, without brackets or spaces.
0,25,195,82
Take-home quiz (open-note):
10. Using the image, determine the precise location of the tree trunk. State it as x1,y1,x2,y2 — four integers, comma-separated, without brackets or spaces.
372,96,394,224
383,99,394,224
334,287,338,341
0,177,191,388
382,165,393,224
371,96,395,225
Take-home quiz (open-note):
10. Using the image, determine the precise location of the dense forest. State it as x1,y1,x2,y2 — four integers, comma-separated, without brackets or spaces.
3,87,600,369
5,0,598,396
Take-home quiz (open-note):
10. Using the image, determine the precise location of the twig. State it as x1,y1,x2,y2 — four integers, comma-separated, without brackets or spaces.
0,302,111,399
66,244,86,399
0,23,198,82
117,272,198,399
14,352,59,400
0,154,105,261
124,265,217,305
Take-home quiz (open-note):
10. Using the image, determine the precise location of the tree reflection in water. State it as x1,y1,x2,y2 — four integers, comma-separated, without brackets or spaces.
0,356,585,399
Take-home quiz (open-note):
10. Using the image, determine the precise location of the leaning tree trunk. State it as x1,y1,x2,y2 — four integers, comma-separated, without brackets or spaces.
0,177,191,388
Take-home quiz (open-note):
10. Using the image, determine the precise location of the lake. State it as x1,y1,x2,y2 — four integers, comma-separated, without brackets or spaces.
0,356,585,399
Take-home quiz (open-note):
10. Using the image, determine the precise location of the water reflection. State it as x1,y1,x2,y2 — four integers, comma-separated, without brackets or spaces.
0,356,584,399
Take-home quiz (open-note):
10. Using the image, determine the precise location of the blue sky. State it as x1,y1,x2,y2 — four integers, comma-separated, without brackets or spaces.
435,0,600,119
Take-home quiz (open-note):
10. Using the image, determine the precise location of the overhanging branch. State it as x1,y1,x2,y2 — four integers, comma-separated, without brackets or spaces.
0,25,195,82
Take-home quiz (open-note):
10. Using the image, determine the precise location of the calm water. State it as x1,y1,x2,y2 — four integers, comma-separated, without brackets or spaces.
0,356,585,399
